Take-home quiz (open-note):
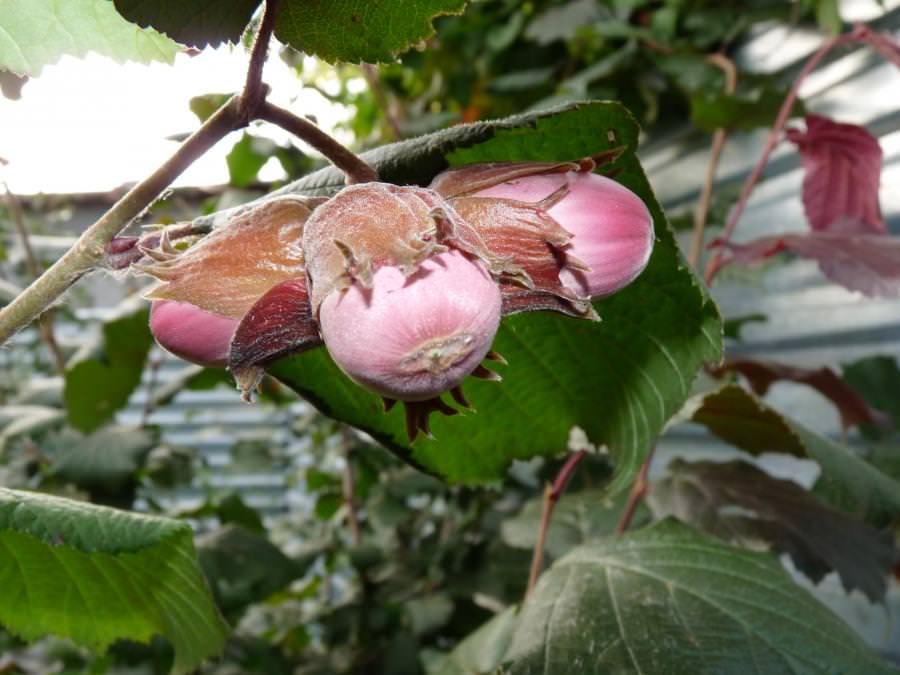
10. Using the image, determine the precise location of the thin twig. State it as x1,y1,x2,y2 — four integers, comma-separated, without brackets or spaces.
0,97,245,346
615,450,654,535
258,101,379,183
362,64,404,141
687,54,737,269
238,0,281,121
342,446,361,545
525,449,587,599
2,183,67,372
704,25,867,284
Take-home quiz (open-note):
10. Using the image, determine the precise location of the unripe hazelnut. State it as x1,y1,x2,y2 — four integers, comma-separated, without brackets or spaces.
149,300,238,367
318,250,501,402
473,171,654,299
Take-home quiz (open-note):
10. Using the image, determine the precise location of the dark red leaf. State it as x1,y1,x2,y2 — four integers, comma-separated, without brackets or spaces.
714,232,900,298
786,114,885,233
711,357,890,432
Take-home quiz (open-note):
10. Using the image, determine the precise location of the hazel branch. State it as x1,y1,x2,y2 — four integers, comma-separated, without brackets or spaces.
238,0,281,121
2,182,67,372
0,97,245,346
687,53,736,269
614,449,654,535
525,449,587,599
704,24,870,284
257,101,379,184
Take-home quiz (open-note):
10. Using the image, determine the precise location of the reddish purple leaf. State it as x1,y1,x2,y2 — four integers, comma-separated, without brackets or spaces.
714,232,900,298
786,114,885,234
711,357,890,432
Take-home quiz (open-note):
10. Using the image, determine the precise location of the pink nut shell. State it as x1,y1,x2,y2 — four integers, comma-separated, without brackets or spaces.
149,300,238,367
474,171,654,298
319,250,502,401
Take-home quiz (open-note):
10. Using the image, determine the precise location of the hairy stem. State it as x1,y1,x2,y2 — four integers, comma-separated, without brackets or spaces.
704,25,867,284
0,0,377,342
0,98,244,346
525,449,587,599
615,450,654,535
239,0,281,120
687,54,736,269
2,183,67,372
257,101,379,183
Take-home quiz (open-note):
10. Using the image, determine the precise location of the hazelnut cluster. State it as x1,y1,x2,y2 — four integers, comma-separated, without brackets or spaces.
138,158,654,439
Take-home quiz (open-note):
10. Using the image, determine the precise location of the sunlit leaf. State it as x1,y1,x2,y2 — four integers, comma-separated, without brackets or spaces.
0,0,180,77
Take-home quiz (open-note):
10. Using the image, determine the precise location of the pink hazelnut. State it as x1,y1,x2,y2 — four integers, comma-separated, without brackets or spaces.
149,300,238,368
472,171,654,298
318,250,501,402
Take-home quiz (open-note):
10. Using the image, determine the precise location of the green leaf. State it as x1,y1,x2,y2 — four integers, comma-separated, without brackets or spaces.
690,384,900,526
274,0,469,64
189,93,234,123
488,66,556,93
226,133,277,187
649,459,896,602
406,593,454,636
690,85,805,133
314,492,343,520
197,524,304,616
0,488,227,674
502,488,647,560
723,312,767,340
0,406,65,452
427,606,517,675
504,520,894,674
525,0,606,46
113,0,261,48
43,426,158,493
266,102,721,491
842,355,900,435
0,0,180,77
816,0,843,35
63,299,153,433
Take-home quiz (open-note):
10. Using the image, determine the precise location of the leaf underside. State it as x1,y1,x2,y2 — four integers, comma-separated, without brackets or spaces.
504,520,895,674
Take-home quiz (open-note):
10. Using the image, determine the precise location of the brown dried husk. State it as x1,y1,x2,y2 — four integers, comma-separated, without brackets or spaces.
448,194,596,318
141,196,314,319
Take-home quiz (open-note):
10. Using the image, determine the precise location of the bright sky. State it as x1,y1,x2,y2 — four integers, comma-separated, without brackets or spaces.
0,46,358,195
